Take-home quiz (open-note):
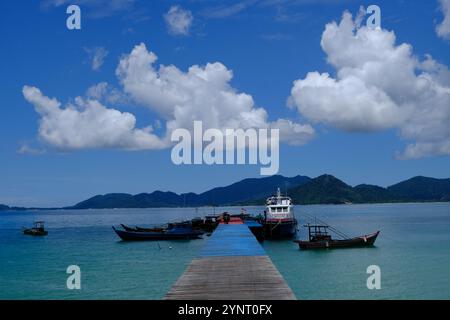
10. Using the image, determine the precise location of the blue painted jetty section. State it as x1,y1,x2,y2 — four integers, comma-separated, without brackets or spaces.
201,223,265,257
165,221,296,300
244,220,263,228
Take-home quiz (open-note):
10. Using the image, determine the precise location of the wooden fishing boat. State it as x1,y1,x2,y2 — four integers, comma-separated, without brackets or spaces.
23,221,48,236
294,223,380,250
113,223,204,241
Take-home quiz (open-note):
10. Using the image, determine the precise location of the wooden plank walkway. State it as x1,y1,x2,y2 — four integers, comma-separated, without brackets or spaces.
165,222,296,300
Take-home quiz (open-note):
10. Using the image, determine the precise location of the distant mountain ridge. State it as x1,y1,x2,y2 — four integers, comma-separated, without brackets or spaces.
69,175,311,209
284,175,450,205
387,176,450,202
69,175,450,208
1,174,450,210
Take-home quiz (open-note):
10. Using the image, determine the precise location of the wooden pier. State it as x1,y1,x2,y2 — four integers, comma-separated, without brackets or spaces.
165,221,296,300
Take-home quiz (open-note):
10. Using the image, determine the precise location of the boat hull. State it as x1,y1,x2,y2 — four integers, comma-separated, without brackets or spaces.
294,231,380,250
261,219,297,239
23,229,48,236
112,227,203,241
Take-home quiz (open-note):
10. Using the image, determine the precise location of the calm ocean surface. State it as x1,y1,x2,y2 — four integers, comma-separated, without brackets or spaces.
1,203,450,300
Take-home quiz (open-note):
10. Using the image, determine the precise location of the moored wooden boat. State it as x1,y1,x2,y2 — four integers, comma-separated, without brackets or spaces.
113,223,204,241
294,230,380,250
294,221,380,250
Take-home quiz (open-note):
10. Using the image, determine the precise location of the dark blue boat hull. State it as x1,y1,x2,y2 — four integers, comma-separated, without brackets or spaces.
262,219,297,239
113,227,203,241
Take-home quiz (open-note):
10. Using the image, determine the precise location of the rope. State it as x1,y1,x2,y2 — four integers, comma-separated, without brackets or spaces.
271,218,282,231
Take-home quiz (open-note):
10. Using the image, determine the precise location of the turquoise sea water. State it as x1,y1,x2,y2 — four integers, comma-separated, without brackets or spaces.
1,203,450,300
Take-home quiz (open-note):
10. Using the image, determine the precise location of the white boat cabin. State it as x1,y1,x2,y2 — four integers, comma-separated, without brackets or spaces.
265,188,294,220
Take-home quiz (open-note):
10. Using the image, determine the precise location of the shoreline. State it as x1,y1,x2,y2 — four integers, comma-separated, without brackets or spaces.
2,201,450,212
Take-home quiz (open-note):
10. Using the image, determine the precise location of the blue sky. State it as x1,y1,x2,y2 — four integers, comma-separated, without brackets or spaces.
1,0,450,207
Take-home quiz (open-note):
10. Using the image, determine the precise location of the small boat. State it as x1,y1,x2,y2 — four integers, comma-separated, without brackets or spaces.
294,223,380,250
113,222,204,241
23,221,48,236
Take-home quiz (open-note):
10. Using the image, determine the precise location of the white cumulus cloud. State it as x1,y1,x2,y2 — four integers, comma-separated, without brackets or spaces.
22,86,166,151
437,0,450,40
116,43,314,146
288,10,450,159
23,43,314,153
164,5,193,36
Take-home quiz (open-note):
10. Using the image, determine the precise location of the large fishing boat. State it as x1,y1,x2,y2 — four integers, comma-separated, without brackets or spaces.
260,188,297,239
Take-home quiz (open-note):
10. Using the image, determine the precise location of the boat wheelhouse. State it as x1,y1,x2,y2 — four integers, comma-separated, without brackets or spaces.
265,188,294,221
